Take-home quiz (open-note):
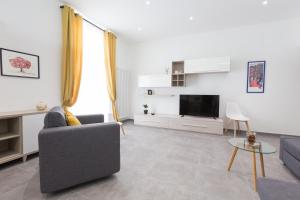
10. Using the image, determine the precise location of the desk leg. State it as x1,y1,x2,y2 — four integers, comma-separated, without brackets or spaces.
259,153,265,177
252,152,257,192
227,147,238,171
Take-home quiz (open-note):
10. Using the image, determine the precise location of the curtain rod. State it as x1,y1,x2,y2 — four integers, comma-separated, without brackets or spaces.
60,5,105,32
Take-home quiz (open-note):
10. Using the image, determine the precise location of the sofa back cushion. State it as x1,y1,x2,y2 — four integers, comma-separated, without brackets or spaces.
44,106,67,128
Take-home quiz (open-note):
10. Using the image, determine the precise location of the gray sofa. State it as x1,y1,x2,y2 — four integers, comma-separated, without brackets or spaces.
257,178,300,200
257,136,300,200
280,136,300,178
38,107,120,193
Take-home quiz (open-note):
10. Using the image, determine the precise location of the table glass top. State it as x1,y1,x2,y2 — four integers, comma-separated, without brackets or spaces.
228,138,276,154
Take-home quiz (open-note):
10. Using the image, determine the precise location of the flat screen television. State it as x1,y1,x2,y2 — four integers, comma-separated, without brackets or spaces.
179,95,219,118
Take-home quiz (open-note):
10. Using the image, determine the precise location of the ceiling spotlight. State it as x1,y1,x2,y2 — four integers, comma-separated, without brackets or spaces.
189,16,194,21
262,0,268,6
137,27,143,31
145,1,151,5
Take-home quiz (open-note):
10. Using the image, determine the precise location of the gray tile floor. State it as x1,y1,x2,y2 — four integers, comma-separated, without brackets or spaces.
0,122,298,200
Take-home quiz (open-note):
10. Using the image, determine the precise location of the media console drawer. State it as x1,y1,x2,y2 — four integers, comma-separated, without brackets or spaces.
169,118,223,135
134,114,223,135
134,115,169,128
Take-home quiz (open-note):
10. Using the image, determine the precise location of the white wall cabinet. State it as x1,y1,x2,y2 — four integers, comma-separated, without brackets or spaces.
138,56,230,88
23,113,45,156
184,56,230,74
138,74,171,88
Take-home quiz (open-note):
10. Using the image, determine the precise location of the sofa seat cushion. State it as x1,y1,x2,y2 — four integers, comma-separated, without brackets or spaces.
44,106,67,128
282,138,300,161
257,178,300,200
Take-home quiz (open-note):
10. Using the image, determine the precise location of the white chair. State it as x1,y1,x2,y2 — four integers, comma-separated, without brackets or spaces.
226,102,251,137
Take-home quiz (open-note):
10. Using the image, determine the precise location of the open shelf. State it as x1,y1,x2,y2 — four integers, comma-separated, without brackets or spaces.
143,94,175,97
171,61,185,87
172,61,184,74
0,150,22,164
0,117,22,164
0,133,20,141
140,91,176,97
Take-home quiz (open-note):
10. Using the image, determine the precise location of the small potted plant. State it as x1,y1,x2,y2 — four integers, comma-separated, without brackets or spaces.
143,104,148,115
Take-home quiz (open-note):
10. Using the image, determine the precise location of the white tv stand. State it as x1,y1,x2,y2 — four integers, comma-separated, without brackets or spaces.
134,114,223,135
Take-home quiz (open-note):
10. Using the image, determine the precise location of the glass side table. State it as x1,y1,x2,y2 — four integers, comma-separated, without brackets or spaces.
227,138,276,192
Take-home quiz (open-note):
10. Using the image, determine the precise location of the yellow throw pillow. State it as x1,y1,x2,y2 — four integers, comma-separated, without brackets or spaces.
65,110,81,126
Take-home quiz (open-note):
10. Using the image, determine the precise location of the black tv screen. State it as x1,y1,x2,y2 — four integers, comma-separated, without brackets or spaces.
179,95,219,118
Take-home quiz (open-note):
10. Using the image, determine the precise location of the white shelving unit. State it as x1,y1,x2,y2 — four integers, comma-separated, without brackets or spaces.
141,93,176,97
171,61,185,87
0,109,47,164
184,56,230,74
138,74,171,88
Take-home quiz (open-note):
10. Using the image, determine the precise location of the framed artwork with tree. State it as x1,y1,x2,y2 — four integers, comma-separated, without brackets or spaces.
0,48,40,79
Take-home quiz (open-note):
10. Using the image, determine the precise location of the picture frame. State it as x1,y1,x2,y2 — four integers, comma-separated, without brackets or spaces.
247,61,265,93
0,48,40,79
147,89,153,95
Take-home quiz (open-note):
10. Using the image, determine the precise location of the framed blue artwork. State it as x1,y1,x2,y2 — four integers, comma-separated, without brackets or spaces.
247,61,265,93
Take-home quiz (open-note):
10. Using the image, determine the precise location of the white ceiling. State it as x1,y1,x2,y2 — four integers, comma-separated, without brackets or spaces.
63,0,300,43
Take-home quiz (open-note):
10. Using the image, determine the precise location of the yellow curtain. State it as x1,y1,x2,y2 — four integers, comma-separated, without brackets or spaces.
104,31,120,122
61,5,83,108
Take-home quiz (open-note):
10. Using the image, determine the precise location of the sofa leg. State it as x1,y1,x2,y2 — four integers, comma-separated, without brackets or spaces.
280,160,286,166
22,155,27,162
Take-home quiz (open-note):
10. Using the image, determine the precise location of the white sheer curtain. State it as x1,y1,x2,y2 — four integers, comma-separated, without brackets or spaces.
71,21,110,121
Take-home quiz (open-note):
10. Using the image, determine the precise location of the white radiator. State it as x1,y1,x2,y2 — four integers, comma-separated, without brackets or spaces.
116,68,131,120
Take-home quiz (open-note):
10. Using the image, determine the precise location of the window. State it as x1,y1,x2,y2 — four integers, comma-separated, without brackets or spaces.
71,21,110,121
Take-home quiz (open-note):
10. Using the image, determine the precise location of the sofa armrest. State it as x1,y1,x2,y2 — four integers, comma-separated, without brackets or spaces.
280,136,300,161
76,114,104,124
38,122,120,193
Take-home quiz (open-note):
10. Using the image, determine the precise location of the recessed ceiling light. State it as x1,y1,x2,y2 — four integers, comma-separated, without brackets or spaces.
189,16,194,21
137,27,143,31
262,0,268,6
145,1,151,5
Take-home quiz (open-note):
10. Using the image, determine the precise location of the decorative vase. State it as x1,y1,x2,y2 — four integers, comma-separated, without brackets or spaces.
247,132,256,144
36,101,47,111
144,110,148,115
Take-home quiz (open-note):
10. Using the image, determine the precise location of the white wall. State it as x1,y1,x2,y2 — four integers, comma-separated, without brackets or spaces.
131,18,300,135
117,38,133,71
0,0,132,119
116,38,134,119
0,0,61,112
